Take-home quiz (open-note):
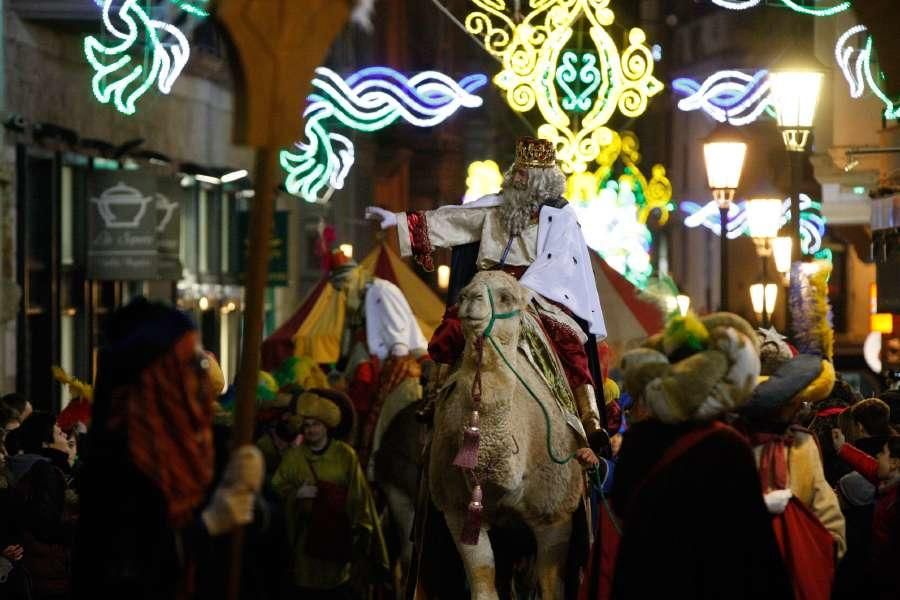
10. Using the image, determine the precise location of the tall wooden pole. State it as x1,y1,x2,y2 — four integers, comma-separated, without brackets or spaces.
227,147,277,600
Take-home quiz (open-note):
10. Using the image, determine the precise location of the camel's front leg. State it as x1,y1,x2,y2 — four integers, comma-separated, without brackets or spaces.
532,518,572,600
444,511,499,600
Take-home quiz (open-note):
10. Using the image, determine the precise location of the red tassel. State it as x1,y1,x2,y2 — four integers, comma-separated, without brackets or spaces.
460,485,484,546
453,410,481,470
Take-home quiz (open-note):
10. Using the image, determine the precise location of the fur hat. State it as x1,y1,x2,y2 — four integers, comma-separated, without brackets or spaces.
623,312,760,423
742,354,835,420
621,347,669,399
297,391,342,429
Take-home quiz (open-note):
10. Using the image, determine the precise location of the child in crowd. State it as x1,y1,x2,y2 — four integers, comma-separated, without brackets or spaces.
832,430,900,600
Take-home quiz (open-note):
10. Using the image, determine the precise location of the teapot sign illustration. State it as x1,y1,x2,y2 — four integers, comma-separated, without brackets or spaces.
90,182,154,229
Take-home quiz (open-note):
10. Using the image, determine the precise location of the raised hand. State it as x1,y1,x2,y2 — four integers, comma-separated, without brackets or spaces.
365,206,398,229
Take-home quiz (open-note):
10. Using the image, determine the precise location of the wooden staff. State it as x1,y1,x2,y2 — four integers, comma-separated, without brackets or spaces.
227,147,276,600
213,2,353,596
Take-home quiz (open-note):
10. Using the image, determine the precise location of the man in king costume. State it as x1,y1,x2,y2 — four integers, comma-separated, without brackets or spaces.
366,136,609,453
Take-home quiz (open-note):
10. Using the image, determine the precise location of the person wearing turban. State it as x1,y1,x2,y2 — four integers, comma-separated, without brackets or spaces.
71,298,263,599
603,312,792,600
272,389,388,596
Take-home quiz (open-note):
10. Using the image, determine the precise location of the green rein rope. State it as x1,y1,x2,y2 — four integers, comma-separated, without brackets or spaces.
482,288,578,466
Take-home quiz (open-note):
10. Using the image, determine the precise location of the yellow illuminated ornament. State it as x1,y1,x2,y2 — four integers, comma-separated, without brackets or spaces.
463,159,504,203
466,0,664,173
571,130,672,224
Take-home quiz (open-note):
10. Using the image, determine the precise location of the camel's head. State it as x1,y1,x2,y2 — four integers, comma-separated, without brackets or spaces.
457,271,529,343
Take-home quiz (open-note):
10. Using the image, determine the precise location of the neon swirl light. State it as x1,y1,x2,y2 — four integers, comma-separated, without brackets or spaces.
710,0,850,16
779,0,850,17
710,0,762,8
861,37,900,120
681,200,747,239
169,0,210,17
835,25,867,99
833,26,900,120
281,67,487,203
556,51,603,113
465,0,663,173
680,194,825,253
672,70,774,126
85,0,190,115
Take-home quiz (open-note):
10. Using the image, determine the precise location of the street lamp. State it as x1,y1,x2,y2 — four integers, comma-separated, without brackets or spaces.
772,236,793,283
746,194,784,327
769,51,826,268
750,283,778,327
703,124,747,311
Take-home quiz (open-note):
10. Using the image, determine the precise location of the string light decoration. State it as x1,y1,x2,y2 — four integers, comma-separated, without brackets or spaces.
589,130,673,224
680,193,826,253
463,160,504,203
833,26,900,119
672,70,775,126
835,25,867,99
168,0,210,17
281,67,487,203
572,177,654,287
556,50,602,112
85,0,190,115
465,0,663,173
861,37,900,120
709,0,850,16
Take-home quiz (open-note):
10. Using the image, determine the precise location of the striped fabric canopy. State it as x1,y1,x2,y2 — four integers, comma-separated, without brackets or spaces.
261,243,444,368
261,243,662,370
589,249,664,361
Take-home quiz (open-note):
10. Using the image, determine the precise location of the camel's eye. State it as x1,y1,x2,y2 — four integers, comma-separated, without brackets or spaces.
499,291,513,305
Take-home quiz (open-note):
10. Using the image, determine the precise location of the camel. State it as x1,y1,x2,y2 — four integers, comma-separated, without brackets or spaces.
429,270,585,600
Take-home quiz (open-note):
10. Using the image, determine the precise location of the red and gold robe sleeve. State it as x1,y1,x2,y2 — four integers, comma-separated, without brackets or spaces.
394,206,491,270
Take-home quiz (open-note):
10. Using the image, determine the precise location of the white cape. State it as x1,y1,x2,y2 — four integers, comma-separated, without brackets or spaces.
453,194,607,337
519,204,607,337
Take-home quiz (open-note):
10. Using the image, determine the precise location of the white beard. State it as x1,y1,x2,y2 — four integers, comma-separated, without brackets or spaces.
498,186,541,235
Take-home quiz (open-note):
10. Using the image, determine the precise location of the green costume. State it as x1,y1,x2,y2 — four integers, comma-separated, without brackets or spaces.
256,433,281,478
272,440,389,590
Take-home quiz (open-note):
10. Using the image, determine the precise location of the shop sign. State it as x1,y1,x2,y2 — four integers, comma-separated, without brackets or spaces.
155,178,184,281
87,171,158,280
87,171,185,281
237,210,289,287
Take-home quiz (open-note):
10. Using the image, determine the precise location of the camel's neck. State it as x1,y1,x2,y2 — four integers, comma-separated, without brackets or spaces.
461,331,519,415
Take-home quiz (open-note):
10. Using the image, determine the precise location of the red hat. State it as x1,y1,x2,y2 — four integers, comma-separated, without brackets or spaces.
328,248,358,279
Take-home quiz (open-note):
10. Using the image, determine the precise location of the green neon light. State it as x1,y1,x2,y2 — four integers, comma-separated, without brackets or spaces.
85,0,191,116
85,3,162,116
814,248,833,262
779,0,851,17
862,37,900,120
169,0,209,17
556,51,602,113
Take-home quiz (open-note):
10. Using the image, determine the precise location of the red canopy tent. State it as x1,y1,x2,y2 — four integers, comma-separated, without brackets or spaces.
262,244,662,371
261,243,444,370
589,250,665,363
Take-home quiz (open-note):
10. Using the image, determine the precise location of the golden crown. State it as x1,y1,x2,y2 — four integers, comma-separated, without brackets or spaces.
514,136,557,168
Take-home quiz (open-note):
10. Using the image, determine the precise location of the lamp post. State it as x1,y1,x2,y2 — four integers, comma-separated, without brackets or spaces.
703,124,747,311
769,51,825,274
746,196,784,327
